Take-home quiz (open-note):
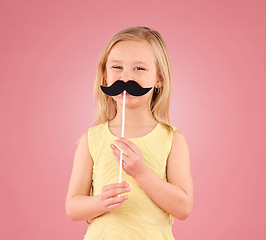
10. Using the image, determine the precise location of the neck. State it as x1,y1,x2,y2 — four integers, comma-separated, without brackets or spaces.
113,103,156,127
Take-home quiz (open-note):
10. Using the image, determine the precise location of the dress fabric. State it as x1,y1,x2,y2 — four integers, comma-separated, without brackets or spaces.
84,122,177,240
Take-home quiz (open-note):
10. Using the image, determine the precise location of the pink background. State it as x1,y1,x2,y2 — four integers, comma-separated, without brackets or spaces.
1,0,265,239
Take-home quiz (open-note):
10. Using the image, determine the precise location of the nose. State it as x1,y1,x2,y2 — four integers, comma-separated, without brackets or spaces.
120,68,132,82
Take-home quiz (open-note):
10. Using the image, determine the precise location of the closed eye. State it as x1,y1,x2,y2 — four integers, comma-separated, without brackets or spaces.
112,66,123,69
134,67,145,70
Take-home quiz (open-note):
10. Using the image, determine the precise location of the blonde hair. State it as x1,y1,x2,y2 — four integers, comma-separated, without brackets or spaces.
93,26,174,132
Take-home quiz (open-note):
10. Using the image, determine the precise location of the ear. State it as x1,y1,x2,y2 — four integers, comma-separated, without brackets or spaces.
156,75,164,88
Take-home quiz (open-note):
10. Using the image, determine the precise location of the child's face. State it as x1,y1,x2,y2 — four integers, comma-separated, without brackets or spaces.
105,40,160,107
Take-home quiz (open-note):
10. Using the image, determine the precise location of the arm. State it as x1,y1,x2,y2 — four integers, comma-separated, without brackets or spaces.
65,131,103,221
112,130,193,220
136,130,193,220
65,131,130,221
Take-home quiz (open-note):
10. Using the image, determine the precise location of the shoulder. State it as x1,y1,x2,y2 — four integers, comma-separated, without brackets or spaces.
165,122,184,140
75,130,89,151
170,129,190,160
88,122,106,133
157,123,181,154
74,128,95,164
158,123,182,140
73,129,93,165
173,128,185,140
75,122,106,146
162,123,188,155
169,122,188,146
87,122,108,140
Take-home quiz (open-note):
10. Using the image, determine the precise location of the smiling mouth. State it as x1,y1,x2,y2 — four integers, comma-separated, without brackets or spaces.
121,92,130,96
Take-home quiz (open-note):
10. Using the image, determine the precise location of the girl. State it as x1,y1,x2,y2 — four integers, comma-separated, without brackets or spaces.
65,26,193,240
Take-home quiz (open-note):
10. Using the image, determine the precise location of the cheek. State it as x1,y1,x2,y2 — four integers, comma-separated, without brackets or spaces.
111,95,123,104
106,70,119,84
138,75,156,88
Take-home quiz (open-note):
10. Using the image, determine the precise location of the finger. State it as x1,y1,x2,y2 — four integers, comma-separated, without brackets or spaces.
111,143,130,158
101,183,130,200
106,202,123,212
111,149,120,163
104,186,130,198
114,139,134,157
102,181,129,192
106,195,129,206
113,152,130,167
110,144,122,156
105,196,129,212
111,145,129,163
117,137,139,153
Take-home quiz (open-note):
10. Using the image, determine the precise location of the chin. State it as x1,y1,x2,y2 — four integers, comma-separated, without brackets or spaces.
114,94,151,109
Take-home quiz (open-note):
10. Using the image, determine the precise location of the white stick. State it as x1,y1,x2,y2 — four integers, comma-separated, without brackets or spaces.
119,90,126,183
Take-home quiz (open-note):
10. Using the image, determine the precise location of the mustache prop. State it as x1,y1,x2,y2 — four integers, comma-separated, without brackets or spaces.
100,80,153,96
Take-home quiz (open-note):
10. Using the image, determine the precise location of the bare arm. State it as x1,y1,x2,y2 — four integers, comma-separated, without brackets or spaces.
136,130,193,220
65,131,102,221
65,131,130,221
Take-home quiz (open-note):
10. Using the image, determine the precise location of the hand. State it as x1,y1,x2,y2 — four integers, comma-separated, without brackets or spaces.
99,181,130,213
110,137,148,179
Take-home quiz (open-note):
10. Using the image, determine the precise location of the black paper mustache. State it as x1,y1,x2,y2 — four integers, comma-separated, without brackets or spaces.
100,80,153,96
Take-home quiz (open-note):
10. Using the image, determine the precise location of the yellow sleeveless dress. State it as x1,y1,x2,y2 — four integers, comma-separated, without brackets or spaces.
84,121,177,240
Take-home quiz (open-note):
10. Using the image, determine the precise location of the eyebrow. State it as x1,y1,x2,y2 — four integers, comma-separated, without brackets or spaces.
134,61,147,66
108,60,148,66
